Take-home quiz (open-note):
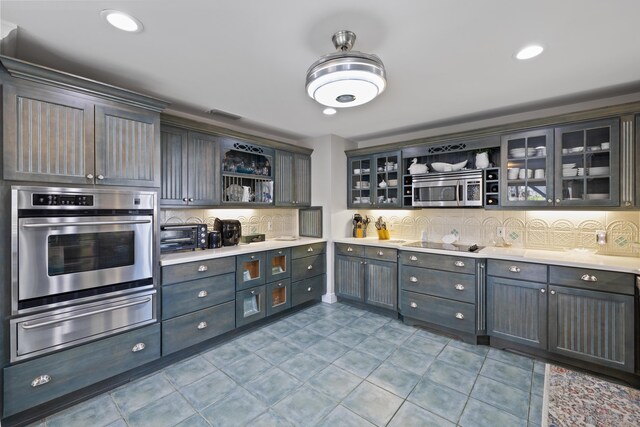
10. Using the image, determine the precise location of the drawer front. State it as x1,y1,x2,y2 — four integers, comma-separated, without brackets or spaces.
162,273,235,320
401,291,475,334
4,324,160,417
266,279,291,316
292,274,325,306
365,246,398,263
236,252,266,290
292,242,326,259
487,260,547,283
236,286,266,327
401,266,475,304
400,251,476,274
291,254,326,282
162,302,235,355
266,248,291,282
335,243,364,257
162,256,235,285
549,266,634,295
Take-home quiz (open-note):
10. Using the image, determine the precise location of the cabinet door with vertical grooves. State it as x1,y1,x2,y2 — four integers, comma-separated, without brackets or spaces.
275,150,294,206
160,126,188,206
549,285,634,372
334,255,364,302
365,259,397,310
487,276,547,349
188,132,219,205
294,153,311,206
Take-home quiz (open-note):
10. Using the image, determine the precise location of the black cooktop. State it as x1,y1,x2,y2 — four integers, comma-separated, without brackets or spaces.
403,241,484,253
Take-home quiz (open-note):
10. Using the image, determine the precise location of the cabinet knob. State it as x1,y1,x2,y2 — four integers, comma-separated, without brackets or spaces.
86,173,94,180
625,201,632,207
508,266,521,273
347,247,353,252
540,288,546,293
409,302,418,308
278,251,283,254
455,312,464,320
548,199,553,203
277,282,284,287
409,255,418,261
97,174,105,180
409,276,418,283
197,290,208,298
581,274,597,282
198,265,208,272
250,290,256,295
31,375,51,388
377,250,384,256
197,321,208,330
183,198,188,202
131,343,146,352
454,284,465,291
307,247,314,252
550,290,556,295
454,260,465,268
188,198,194,202
250,255,255,259
307,265,313,270
307,287,312,292
556,198,561,203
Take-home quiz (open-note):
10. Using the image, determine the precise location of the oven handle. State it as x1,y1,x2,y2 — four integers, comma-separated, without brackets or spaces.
22,219,152,228
457,180,463,205
19,297,152,329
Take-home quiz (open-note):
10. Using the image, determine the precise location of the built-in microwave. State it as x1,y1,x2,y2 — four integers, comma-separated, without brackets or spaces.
412,170,483,207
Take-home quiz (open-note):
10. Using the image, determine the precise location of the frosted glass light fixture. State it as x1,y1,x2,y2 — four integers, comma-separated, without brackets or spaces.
101,10,143,33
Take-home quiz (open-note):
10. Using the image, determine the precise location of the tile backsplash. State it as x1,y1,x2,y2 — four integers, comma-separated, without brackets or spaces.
353,209,640,257
161,209,298,238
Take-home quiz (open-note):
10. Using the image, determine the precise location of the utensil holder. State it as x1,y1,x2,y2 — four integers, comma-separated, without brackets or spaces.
377,229,390,240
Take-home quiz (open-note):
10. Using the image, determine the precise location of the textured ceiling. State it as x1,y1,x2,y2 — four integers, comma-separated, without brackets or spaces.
2,0,640,144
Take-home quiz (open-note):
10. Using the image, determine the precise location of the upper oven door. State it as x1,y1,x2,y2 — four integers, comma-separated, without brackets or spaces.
18,215,153,301
412,179,460,207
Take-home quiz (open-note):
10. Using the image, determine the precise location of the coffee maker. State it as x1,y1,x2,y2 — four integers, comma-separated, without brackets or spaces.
221,219,242,246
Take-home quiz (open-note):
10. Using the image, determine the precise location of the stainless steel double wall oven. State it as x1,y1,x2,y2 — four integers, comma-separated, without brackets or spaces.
10,186,157,362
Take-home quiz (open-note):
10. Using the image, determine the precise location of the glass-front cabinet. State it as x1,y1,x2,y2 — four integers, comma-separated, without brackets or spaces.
348,151,401,208
236,253,266,290
554,119,619,207
501,129,554,207
220,139,274,205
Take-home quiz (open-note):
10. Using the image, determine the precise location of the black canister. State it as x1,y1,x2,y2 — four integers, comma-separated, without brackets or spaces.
208,231,222,248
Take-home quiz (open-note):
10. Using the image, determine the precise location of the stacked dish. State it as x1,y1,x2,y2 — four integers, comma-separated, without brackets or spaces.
586,193,609,200
562,168,578,177
509,147,536,158
577,168,585,176
588,167,610,176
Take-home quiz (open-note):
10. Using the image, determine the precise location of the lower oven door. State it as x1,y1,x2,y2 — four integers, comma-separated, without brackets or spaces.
18,215,153,301
11,290,156,362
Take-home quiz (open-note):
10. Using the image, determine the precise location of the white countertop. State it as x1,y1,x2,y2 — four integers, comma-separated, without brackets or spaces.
160,237,326,266
333,237,640,274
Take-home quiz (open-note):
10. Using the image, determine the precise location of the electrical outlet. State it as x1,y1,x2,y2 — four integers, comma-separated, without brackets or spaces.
496,227,505,238
267,221,272,231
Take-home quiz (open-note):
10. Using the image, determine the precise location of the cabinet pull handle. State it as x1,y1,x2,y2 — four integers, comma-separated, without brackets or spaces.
509,266,521,273
347,247,353,252
197,290,208,298
556,198,561,203
198,265,208,272
409,255,418,261
454,284,465,291
307,265,313,270
409,276,418,283
540,288,546,293
277,282,283,287
250,255,255,259
377,250,384,256
86,174,94,180
581,274,598,282
454,260,465,267
307,287,312,292
547,199,553,203
97,174,105,180
182,198,188,202
131,343,146,352
188,198,194,202
250,290,256,295
278,251,283,254
550,290,556,295
410,302,418,308
31,375,51,387
455,312,464,320
197,321,208,329
307,247,314,252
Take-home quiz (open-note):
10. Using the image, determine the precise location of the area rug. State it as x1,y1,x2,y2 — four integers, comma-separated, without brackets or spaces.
543,364,640,427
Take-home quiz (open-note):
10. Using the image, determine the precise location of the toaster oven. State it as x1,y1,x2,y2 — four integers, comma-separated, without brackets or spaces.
160,223,208,253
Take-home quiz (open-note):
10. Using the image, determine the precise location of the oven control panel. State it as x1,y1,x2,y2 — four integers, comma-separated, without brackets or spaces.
32,194,94,206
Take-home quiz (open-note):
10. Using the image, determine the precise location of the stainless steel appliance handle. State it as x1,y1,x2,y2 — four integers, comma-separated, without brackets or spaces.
457,180,463,205
20,297,152,329
23,219,152,228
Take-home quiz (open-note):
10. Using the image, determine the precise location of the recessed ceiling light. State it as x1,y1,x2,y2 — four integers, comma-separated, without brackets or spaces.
100,10,143,33
516,44,544,60
323,108,337,116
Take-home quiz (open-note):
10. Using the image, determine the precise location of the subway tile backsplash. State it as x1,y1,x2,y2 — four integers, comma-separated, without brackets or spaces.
161,209,298,238
353,209,640,257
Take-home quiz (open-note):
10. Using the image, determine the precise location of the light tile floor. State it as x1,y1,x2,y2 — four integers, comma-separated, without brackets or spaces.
29,302,546,427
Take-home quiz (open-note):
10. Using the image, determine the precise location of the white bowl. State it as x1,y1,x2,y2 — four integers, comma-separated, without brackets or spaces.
430,160,468,172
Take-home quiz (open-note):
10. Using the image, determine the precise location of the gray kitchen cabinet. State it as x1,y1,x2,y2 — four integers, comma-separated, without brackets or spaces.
3,81,161,187
348,150,402,209
160,125,219,206
220,139,274,205
487,276,548,349
266,279,291,316
3,324,160,417
291,243,326,306
275,150,311,206
236,252,266,291
399,251,479,338
266,248,291,283
292,274,325,306
334,243,397,310
635,115,640,208
236,286,266,327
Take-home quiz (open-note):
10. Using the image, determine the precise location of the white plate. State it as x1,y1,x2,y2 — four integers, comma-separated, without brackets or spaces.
588,167,610,176
442,234,457,244
586,193,610,200
274,236,298,241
